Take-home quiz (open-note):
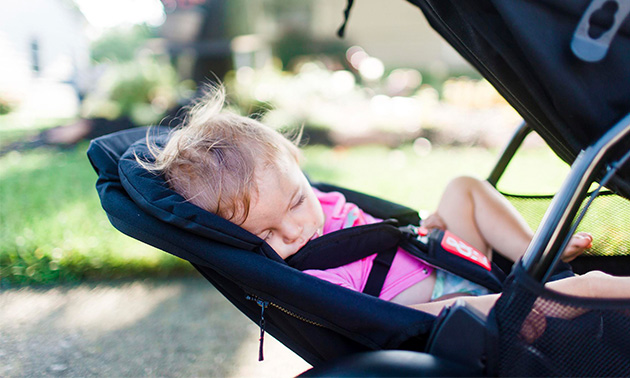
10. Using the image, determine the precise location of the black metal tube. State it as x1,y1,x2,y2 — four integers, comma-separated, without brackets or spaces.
487,121,532,187
522,113,630,281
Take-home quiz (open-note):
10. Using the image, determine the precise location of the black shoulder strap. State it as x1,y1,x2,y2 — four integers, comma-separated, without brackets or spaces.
362,247,397,297
286,220,402,270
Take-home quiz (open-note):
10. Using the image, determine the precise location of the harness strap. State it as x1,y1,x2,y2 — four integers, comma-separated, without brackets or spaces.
362,247,397,297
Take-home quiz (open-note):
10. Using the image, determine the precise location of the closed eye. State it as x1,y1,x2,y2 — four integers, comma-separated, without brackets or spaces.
261,230,272,241
291,195,306,210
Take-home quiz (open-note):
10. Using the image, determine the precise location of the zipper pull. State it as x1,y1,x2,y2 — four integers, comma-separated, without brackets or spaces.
246,295,269,361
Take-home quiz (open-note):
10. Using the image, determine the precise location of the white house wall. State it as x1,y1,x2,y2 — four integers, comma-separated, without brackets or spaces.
0,0,90,121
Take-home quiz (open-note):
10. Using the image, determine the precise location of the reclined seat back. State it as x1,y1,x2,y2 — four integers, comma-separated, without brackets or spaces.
87,126,438,365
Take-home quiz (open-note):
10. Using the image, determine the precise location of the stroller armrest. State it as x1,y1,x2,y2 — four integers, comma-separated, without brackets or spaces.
426,298,488,372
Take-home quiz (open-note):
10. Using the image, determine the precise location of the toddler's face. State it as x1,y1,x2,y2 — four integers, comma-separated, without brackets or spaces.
240,156,325,259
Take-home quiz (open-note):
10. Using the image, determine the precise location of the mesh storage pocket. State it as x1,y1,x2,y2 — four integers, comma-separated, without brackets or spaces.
494,269,630,377
501,190,630,257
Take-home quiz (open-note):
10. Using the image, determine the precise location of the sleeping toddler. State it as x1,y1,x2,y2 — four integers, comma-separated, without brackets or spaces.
139,84,599,314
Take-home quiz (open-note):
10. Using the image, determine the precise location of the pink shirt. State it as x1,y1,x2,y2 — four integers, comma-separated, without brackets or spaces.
304,189,434,301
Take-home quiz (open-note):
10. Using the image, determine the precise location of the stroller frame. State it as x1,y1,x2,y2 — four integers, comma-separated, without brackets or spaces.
489,117,630,278
521,113,630,281
304,112,630,376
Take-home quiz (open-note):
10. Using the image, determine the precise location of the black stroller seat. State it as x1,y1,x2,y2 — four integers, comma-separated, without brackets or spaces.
88,126,485,373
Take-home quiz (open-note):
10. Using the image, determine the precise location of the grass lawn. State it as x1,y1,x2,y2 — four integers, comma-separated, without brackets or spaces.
0,116,76,150
0,140,571,286
0,144,192,286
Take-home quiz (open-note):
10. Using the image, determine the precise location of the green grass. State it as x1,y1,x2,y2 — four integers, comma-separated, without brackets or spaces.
0,116,75,144
1,141,572,286
302,143,570,212
0,144,193,286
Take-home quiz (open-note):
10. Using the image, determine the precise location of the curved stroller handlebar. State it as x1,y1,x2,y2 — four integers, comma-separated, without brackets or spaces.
523,113,630,281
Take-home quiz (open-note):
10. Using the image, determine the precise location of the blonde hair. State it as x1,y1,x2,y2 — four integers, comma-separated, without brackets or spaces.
139,84,302,225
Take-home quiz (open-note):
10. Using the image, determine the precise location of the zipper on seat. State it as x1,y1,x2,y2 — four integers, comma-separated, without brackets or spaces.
246,295,269,361
246,294,325,361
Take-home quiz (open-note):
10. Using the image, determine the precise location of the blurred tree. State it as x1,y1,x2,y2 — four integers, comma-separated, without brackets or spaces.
0,97,15,115
81,57,190,126
158,0,232,84
272,32,348,71
90,24,156,63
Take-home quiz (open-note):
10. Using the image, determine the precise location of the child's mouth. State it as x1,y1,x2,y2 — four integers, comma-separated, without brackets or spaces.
310,227,323,241
298,228,323,251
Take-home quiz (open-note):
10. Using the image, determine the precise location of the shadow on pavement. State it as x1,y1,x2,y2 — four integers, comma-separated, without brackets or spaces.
0,277,310,377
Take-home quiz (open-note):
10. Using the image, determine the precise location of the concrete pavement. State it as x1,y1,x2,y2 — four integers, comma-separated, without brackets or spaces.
0,277,311,377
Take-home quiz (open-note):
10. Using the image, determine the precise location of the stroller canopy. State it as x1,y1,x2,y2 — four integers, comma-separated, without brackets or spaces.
405,0,630,194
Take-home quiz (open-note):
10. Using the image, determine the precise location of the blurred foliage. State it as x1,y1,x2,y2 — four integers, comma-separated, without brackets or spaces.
223,60,519,149
90,24,157,63
83,24,196,126
272,32,349,71
82,58,195,126
0,96,16,116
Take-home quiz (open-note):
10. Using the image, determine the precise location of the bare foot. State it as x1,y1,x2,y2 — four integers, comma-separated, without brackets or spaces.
561,232,593,262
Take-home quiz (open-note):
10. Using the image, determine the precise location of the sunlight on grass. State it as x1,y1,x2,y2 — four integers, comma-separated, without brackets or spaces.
303,144,569,212
0,115,73,132
0,150,56,181
0,144,191,286
494,147,571,195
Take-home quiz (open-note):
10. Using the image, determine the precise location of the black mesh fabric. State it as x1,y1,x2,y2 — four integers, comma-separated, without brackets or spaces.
493,267,630,377
500,191,630,257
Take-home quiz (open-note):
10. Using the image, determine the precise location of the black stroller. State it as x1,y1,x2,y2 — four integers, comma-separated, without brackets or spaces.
87,0,630,376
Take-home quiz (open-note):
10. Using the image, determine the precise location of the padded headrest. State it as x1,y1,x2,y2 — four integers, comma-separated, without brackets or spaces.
116,128,286,263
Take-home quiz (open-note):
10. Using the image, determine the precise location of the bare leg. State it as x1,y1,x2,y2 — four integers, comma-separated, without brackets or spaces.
425,176,533,261
424,176,592,262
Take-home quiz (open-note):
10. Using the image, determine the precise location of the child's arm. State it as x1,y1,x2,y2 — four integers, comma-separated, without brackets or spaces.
408,271,630,316
408,294,500,316
545,270,630,298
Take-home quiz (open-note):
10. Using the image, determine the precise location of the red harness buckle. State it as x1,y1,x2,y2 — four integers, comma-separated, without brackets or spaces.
441,231,491,271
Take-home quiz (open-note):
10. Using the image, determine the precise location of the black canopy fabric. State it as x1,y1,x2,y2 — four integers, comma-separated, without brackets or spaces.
407,0,630,194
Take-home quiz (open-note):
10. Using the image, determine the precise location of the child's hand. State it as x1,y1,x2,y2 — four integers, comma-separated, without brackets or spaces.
519,306,547,343
421,213,446,230
519,298,590,343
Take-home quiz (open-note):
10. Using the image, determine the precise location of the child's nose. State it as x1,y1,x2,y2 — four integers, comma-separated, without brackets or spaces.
282,221,303,243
